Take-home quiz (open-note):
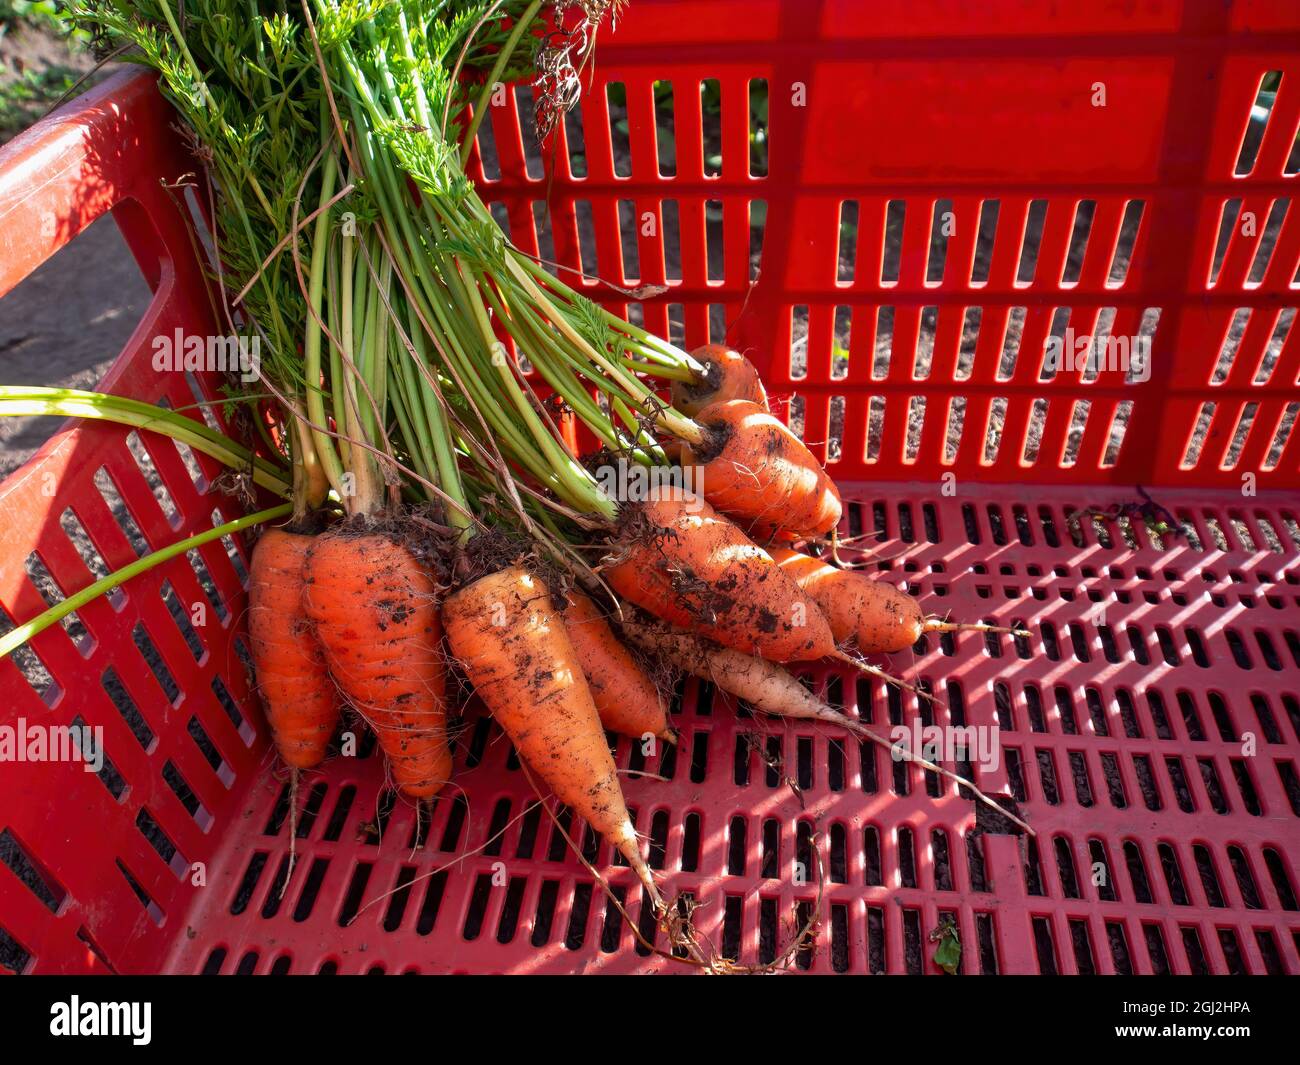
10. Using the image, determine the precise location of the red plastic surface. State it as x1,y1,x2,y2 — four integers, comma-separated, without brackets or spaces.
1,1,1299,975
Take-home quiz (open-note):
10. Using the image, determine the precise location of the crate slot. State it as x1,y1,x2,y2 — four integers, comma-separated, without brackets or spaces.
952,198,993,282
924,199,952,283
1256,308,1296,384
161,760,211,830
1235,71,1284,176
1210,199,1243,285
1012,199,1047,284
1102,200,1144,286
160,580,205,663
209,675,253,746
116,858,163,925
0,921,33,975
211,510,249,585
471,101,502,180
1089,839,1116,902
23,551,91,655
123,431,181,530
1263,848,1298,909
58,506,124,609
99,667,154,750
0,828,68,913
134,807,188,880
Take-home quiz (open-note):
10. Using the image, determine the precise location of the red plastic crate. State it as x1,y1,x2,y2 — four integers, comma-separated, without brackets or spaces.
1,0,1299,975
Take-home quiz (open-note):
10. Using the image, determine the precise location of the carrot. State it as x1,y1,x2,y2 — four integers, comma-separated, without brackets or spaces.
443,566,659,900
546,396,581,460
248,529,339,768
624,619,1035,835
561,590,676,744
771,546,924,652
624,618,866,731
558,407,580,458
605,487,836,662
682,400,842,540
302,531,451,799
671,344,769,416
770,547,1028,654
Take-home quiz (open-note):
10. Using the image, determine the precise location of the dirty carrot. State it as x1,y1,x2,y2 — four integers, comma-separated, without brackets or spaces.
561,589,676,744
670,344,769,416
771,546,1028,654
625,619,1034,835
682,399,842,540
303,531,452,799
443,565,660,903
604,487,836,662
248,528,340,769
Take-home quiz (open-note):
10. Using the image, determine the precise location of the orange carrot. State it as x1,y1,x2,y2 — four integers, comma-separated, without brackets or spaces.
605,487,836,662
561,590,675,744
683,399,842,540
771,546,924,652
443,566,658,900
771,547,1027,654
672,344,769,416
302,532,451,799
248,529,339,768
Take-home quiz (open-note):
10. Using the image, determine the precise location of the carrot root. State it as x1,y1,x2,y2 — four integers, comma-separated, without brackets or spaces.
444,566,661,902
925,618,1033,639
625,620,1033,836
670,344,768,417
560,589,677,745
828,648,934,704
684,400,842,540
771,545,927,653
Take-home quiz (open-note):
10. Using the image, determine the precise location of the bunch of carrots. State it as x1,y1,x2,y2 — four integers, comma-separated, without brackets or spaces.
0,0,1031,962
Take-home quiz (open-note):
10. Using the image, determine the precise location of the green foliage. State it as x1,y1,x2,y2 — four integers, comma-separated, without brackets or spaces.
931,919,961,975
0,0,93,142
569,292,625,360
1,0,85,40
66,0,357,385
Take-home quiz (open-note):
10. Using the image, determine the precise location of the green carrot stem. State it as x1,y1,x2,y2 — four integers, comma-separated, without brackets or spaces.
302,147,346,496
0,388,290,496
0,503,293,660
338,224,382,515
459,0,545,168
325,228,351,468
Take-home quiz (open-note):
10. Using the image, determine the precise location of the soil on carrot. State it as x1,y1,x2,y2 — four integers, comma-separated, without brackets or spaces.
671,353,721,408
303,509,454,589
456,525,546,587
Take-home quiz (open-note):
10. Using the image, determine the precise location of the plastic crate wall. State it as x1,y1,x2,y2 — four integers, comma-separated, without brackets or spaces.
1,0,1298,975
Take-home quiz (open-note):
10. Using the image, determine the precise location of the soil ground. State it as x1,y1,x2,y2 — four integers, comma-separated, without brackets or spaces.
0,214,151,478
1,20,141,477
